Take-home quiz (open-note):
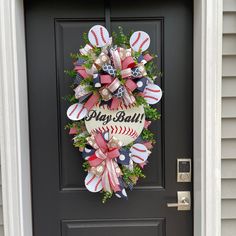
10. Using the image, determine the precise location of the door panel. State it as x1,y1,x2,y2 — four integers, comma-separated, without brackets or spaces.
61,219,165,236
25,0,193,235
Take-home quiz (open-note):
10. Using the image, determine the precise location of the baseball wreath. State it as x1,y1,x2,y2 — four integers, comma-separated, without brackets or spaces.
65,25,162,203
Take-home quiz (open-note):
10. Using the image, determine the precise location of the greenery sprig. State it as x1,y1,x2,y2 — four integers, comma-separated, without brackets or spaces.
102,191,113,204
144,105,161,120
141,129,156,143
122,164,146,186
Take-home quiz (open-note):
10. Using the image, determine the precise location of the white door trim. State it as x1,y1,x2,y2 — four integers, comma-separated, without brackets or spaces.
193,0,222,236
0,0,222,235
0,0,33,235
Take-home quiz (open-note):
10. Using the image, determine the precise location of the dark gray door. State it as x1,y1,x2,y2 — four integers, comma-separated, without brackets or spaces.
25,0,193,235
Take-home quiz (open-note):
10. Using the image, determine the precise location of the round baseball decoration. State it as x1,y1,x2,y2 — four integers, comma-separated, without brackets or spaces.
130,143,150,164
144,84,163,104
85,172,103,193
67,103,88,121
65,26,162,203
130,31,151,52
88,25,110,47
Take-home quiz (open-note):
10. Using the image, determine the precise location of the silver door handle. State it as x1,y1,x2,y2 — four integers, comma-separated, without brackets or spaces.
167,197,190,207
167,191,191,211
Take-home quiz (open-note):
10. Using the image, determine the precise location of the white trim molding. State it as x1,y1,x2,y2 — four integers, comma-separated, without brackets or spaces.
0,0,33,236
0,0,222,236
194,0,222,236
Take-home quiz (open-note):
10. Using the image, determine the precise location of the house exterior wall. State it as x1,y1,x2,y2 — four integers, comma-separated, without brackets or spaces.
0,156,4,236
222,0,236,235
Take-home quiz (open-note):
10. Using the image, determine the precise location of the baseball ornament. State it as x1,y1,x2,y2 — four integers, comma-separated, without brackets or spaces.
85,172,103,193
67,103,88,121
130,143,150,164
129,31,150,52
88,25,110,47
144,83,162,105
65,25,162,202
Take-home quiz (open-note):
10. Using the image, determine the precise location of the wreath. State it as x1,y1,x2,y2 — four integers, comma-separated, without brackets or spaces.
65,25,162,203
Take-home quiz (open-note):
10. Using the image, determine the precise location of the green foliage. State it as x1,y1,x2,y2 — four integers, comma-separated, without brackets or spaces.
80,77,97,93
80,77,93,86
133,165,146,178
93,46,102,56
124,141,134,150
132,51,142,62
122,167,134,185
144,105,161,120
141,129,156,143
112,26,132,47
82,32,89,44
73,134,89,148
62,94,77,104
66,121,89,149
102,191,113,204
122,164,146,186
70,53,80,60
82,161,90,171
78,54,94,69
65,120,87,133
64,123,74,130
135,95,148,106
64,69,77,78
145,57,162,81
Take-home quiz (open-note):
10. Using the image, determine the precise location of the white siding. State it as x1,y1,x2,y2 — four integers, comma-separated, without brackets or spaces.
222,1,236,235
0,157,4,236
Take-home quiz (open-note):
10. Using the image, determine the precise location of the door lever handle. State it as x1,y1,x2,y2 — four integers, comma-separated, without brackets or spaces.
167,191,191,211
167,197,189,207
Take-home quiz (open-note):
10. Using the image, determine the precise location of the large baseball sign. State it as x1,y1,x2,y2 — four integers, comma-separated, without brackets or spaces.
85,105,145,146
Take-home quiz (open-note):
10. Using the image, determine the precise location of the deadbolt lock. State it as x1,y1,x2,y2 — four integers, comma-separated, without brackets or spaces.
177,158,192,182
167,191,191,211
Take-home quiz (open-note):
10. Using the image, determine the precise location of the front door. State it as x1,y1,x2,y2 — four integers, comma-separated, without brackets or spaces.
25,0,193,235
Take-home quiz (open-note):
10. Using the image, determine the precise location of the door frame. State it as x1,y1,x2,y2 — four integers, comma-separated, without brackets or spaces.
0,0,222,235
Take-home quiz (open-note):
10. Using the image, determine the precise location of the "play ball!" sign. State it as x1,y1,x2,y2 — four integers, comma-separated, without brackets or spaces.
85,105,145,146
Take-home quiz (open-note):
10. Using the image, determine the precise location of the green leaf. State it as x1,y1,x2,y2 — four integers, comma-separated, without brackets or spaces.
82,161,90,171
82,32,89,44
64,69,77,78
73,134,89,149
141,129,156,143
102,191,113,203
144,105,161,120
135,95,148,106
62,94,77,104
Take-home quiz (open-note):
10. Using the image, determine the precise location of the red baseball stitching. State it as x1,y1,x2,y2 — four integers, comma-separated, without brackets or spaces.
139,37,149,50
69,104,78,116
91,29,99,46
91,125,139,139
76,107,85,119
132,146,146,152
131,154,145,162
132,32,141,47
85,174,96,185
95,178,102,191
144,95,159,101
94,103,136,110
100,27,107,44
145,88,160,93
